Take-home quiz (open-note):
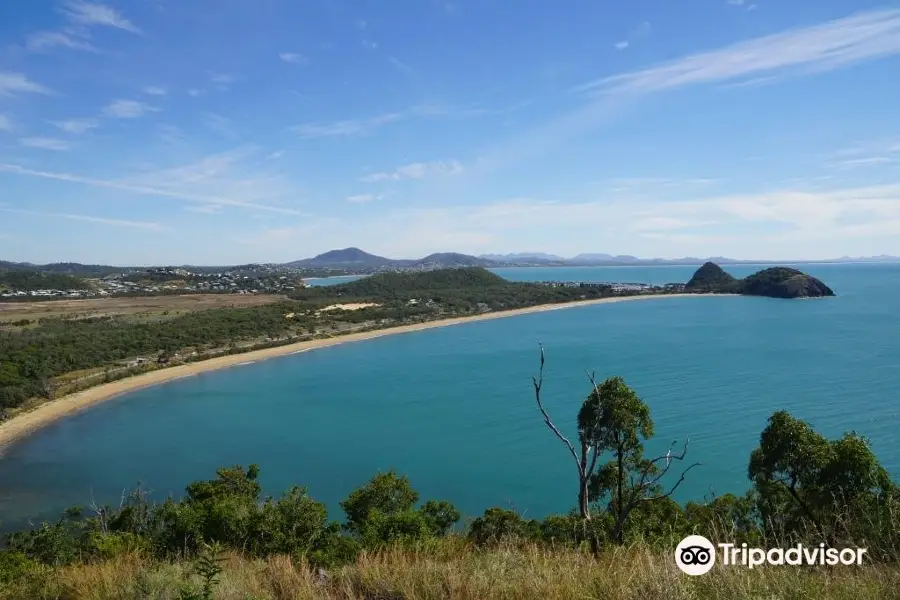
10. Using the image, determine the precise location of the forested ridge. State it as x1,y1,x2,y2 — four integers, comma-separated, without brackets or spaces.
0,270,92,292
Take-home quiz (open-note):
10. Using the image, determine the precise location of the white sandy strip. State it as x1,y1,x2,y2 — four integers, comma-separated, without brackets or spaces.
0,293,733,449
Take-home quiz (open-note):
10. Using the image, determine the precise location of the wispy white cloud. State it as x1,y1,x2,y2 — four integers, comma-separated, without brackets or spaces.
61,1,141,34
210,73,236,84
102,99,158,119
0,152,305,216
721,75,780,89
0,115,10,132
361,160,463,182
157,124,187,145
279,52,307,64
727,0,758,9
613,21,651,51
0,72,53,96
23,1,138,55
142,85,167,96
209,73,236,91
243,180,900,259
26,29,96,52
346,193,383,203
601,177,720,194
292,105,448,138
362,39,379,50
356,19,368,30
115,149,306,215
477,8,900,175
51,118,99,134
576,8,900,96
184,204,223,214
826,135,900,168
19,137,70,151
838,156,893,167
0,207,166,231
187,88,203,97
388,56,417,77
202,113,236,137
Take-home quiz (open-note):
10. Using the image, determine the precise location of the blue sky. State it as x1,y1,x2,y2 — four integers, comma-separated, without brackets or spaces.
2,0,900,265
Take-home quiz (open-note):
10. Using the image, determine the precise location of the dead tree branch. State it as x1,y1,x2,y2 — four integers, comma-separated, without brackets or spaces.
532,343,583,477
612,438,701,539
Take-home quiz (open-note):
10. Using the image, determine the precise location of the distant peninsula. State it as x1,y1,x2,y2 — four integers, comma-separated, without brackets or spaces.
685,262,835,299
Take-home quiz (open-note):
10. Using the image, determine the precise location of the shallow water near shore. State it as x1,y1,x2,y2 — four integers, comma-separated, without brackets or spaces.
1,263,898,532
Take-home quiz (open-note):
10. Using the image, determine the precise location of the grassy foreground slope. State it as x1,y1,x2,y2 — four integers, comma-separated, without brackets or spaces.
5,543,899,600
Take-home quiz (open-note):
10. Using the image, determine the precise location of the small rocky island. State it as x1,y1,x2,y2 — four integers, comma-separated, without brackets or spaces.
685,262,835,299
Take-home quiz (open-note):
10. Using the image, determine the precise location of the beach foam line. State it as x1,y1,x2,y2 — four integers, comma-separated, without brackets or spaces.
0,293,735,449
167,373,197,382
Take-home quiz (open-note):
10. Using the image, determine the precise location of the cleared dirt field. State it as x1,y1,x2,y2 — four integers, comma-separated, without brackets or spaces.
0,294,286,323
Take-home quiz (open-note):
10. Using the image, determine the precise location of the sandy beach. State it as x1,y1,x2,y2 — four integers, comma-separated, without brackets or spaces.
0,293,728,449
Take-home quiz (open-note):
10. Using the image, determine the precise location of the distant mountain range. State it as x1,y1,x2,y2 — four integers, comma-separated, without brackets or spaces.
3,250,900,276
284,248,494,270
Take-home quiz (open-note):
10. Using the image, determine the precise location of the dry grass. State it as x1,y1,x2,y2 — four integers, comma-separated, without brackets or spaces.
6,543,900,600
0,294,285,324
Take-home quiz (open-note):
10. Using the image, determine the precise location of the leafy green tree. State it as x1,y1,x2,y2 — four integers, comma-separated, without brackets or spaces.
341,471,419,535
683,492,762,545
748,410,897,550
531,345,697,544
340,471,460,547
185,464,262,502
587,376,699,543
253,486,329,556
420,500,461,536
468,508,540,546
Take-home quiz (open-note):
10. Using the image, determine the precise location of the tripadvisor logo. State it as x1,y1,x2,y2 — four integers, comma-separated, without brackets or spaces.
675,535,717,575
675,535,868,575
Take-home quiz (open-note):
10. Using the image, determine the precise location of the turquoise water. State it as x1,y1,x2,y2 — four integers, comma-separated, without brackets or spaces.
303,275,367,286
1,263,898,532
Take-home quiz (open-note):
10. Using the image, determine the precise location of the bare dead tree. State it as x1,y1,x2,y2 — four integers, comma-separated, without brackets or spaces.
532,343,602,521
89,490,108,535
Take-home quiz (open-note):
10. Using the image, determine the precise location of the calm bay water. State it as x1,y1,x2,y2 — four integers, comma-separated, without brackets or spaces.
1,263,898,532
303,275,367,286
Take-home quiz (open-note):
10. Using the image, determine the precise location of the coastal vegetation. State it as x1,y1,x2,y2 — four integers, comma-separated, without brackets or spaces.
1,361,896,599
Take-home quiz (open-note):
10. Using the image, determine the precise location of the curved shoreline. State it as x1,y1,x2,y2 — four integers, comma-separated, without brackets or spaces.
0,293,731,449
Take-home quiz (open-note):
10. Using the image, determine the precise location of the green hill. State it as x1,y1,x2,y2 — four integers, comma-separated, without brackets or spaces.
0,270,92,293
333,267,509,297
685,262,834,298
684,261,738,291
740,266,835,298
